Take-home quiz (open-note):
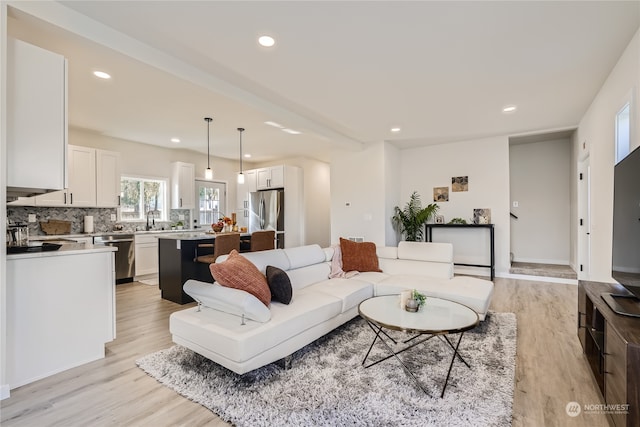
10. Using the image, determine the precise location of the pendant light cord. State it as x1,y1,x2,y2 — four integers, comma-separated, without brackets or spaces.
238,127,245,174
205,117,212,169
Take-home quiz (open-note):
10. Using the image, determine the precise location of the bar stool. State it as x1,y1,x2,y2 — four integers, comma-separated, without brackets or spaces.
250,230,276,252
195,233,241,264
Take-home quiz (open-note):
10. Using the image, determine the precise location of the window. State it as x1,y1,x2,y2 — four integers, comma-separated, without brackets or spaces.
120,176,167,221
195,180,226,227
616,102,631,164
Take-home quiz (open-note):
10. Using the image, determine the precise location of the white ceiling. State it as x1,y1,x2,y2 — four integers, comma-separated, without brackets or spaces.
8,1,640,163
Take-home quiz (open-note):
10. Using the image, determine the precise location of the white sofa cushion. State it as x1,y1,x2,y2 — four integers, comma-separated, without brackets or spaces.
375,274,493,320
323,246,335,262
378,258,454,279
302,278,374,313
183,279,271,322
287,263,331,291
284,244,326,269
352,271,390,284
376,246,398,260
397,241,453,263
170,290,343,363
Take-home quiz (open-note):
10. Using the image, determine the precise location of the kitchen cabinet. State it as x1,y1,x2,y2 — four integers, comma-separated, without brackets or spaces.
6,248,115,389
235,169,257,228
6,37,67,198
96,149,122,207
34,145,96,207
171,162,195,209
257,165,284,189
135,233,162,277
26,146,120,207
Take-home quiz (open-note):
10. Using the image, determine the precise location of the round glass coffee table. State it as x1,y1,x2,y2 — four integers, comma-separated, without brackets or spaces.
358,295,479,397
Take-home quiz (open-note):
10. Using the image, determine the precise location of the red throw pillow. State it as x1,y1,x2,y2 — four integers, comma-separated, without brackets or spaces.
209,250,271,306
339,238,382,273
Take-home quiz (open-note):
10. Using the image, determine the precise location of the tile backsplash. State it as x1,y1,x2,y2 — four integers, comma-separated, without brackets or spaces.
7,207,192,236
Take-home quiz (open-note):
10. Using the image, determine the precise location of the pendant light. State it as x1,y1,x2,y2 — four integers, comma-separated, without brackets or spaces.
237,127,245,184
204,117,213,180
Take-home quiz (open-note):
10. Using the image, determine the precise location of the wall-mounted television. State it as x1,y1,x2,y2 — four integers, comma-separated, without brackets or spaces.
606,144,640,317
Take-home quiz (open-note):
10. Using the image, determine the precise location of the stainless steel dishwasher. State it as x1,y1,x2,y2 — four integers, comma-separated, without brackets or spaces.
93,234,135,284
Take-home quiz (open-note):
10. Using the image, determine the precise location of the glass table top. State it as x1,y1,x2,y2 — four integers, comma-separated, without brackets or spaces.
358,295,479,334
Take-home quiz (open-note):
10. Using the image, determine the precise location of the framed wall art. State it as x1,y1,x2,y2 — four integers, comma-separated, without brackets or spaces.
452,176,468,192
473,208,491,224
433,187,449,202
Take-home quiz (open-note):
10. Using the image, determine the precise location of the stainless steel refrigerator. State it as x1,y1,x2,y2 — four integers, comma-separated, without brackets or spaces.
249,189,285,248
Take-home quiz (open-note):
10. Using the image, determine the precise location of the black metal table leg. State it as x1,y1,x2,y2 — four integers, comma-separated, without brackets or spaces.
441,332,465,398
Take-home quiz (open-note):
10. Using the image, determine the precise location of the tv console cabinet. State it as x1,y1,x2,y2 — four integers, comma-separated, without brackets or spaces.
578,280,640,427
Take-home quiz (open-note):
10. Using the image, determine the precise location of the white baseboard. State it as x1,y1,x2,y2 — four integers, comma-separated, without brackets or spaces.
497,272,578,285
1,383,10,400
512,257,570,266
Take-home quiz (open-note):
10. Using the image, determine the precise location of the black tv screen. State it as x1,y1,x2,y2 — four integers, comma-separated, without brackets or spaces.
611,145,640,298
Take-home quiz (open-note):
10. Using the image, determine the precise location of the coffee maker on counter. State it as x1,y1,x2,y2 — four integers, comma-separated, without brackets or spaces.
6,222,29,247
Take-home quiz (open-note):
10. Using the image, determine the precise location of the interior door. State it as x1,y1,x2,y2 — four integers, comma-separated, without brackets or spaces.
195,180,226,229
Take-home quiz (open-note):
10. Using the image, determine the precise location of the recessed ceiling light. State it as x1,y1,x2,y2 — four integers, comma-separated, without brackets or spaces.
391,127,401,133
502,105,517,113
258,35,275,47
170,138,181,143
264,121,284,128
93,70,111,79
244,154,252,159
282,128,301,135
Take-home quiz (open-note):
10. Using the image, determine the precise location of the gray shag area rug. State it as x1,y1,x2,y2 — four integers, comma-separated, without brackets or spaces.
137,312,516,427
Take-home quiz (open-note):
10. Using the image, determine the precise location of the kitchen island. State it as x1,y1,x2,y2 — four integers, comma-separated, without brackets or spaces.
6,243,117,389
158,232,251,304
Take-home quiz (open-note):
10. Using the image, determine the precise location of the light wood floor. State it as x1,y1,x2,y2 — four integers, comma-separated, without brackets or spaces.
1,279,612,426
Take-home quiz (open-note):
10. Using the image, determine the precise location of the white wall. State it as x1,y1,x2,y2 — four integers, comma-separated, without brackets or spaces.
400,137,511,277
330,142,388,245
574,28,640,283
255,157,331,247
510,138,571,264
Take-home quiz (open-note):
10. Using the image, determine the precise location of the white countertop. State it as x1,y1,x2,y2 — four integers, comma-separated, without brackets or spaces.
156,231,250,241
6,243,117,260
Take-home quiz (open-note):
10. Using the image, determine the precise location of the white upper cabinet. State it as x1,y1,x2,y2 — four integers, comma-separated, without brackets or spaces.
32,145,122,208
96,149,122,207
171,162,195,209
67,145,97,206
6,38,67,197
34,145,96,206
257,165,284,189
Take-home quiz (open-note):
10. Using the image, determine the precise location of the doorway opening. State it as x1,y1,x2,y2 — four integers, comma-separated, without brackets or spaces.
508,130,577,280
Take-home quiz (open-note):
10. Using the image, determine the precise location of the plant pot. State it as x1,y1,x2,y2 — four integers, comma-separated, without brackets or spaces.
405,298,419,312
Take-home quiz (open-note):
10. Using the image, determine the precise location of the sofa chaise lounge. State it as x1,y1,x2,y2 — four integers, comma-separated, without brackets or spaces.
169,241,494,374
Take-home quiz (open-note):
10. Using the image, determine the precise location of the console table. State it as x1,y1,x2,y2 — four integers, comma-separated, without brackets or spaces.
425,224,495,280
578,280,640,427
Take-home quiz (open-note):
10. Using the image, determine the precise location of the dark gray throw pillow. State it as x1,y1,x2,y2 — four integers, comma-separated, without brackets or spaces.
266,265,292,304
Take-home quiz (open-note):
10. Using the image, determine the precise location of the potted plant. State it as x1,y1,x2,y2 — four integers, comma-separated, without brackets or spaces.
392,191,439,241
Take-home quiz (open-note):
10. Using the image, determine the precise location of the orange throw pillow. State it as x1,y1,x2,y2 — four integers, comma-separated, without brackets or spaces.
209,250,271,306
339,238,382,273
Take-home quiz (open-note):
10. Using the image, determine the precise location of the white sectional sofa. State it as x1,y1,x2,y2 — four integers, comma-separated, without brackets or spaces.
169,241,494,375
